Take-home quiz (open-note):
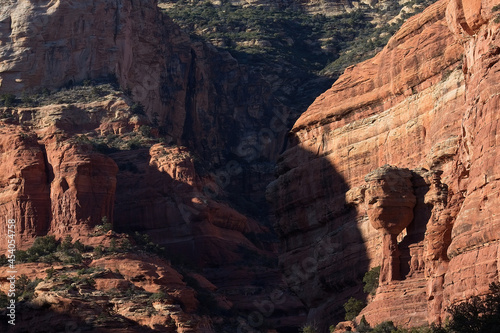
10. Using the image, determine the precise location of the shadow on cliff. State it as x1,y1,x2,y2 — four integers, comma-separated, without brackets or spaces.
109,148,274,268
269,137,370,331
106,147,304,332
400,171,432,278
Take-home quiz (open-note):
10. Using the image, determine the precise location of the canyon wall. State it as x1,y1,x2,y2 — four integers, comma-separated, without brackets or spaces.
268,0,499,328
0,0,285,254
0,1,303,329
0,0,288,199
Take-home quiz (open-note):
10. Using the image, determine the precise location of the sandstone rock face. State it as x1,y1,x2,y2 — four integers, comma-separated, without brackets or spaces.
0,0,288,170
46,142,118,239
0,99,123,251
0,126,50,250
442,0,500,313
351,165,417,284
0,0,305,325
363,166,416,236
112,143,267,267
0,0,177,127
270,0,500,328
0,2,294,257
0,90,303,330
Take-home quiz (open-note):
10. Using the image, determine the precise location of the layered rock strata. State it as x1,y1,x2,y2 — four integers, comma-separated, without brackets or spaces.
269,0,500,328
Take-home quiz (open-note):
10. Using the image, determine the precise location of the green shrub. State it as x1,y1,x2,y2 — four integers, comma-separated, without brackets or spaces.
20,235,59,262
16,274,42,301
139,125,153,137
0,93,16,107
72,240,86,252
126,137,143,150
372,321,397,333
447,282,500,333
119,238,133,252
357,316,371,333
132,232,165,255
149,291,167,302
109,239,117,252
301,324,318,333
0,291,9,308
93,216,113,235
131,103,145,115
62,250,83,264
60,235,73,251
16,250,29,263
45,267,55,280
344,297,365,321
363,266,381,295
93,245,104,257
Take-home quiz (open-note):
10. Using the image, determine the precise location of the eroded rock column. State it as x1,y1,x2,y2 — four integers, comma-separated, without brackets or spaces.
363,165,416,284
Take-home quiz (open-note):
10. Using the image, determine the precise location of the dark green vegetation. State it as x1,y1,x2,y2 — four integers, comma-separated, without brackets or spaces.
343,266,381,320
0,77,119,108
447,282,500,333
161,0,436,77
0,235,86,264
493,4,500,23
344,297,366,321
363,266,381,295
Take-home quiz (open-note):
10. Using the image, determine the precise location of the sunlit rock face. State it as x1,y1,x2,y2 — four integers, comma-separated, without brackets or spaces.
270,0,500,329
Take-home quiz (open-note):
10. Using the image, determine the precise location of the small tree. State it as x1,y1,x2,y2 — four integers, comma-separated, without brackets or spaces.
447,282,500,333
372,321,397,333
1,93,16,107
344,297,365,321
357,316,371,333
363,266,381,295
301,323,318,333
60,235,73,251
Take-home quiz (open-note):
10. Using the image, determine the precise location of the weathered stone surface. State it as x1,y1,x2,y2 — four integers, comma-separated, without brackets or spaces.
442,0,500,314
270,0,500,329
0,92,302,330
363,165,416,235
0,126,50,250
268,0,466,328
0,0,303,330
0,251,211,333
0,100,121,252
46,141,118,239
349,165,417,284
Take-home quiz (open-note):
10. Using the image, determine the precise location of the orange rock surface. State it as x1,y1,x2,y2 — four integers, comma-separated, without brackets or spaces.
269,0,500,329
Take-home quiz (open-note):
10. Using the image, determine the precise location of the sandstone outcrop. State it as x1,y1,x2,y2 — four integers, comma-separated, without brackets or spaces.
0,98,122,251
269,0,500,329
442,0,500,314
349,165,417,284
0,0,288,170
0,126,50,250
0,88,303,330
0,245,210,332
0,0,306,327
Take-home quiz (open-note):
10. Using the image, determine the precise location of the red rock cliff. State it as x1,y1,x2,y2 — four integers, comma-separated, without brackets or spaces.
268,0,500,328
